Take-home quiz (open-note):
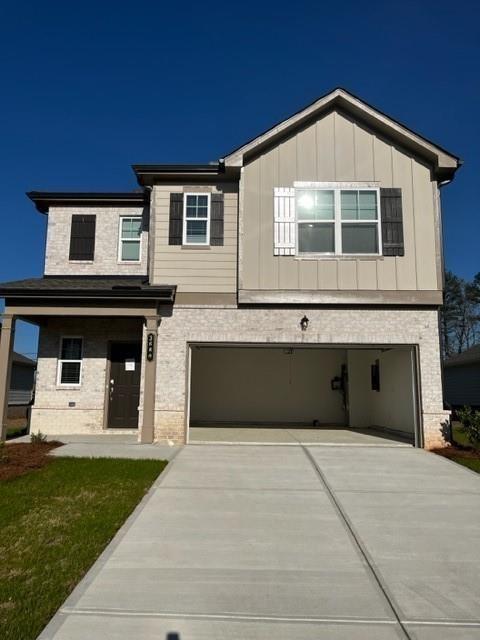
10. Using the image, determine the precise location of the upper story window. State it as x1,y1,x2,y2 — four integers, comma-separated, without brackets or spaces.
69,215,96,261
118,216,142,262
57,337,83,386
296,187,380,255
183,193,210,245
273,183,395,257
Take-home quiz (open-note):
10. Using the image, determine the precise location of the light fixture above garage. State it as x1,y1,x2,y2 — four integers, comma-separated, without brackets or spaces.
300,315,309,331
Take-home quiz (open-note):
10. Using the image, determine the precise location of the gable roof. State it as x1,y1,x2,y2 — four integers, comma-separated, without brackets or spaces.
223,87,461,180
444,344,480,368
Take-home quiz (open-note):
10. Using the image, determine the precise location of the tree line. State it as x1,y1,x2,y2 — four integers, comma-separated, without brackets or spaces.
441,271,480,359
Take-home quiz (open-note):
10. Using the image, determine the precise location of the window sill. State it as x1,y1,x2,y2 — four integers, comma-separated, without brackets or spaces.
69,260,94,264
117,261,142,265
295,254,384,261
56,385,82,390
181,245,211,250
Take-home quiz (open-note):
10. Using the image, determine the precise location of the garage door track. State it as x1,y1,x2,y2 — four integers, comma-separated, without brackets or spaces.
39,445,480,640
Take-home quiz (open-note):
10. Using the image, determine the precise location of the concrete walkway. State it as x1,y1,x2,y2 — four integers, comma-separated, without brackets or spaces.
38,445,480,640
14,433,181,461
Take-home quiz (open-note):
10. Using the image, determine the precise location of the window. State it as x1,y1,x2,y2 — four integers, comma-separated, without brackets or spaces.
57,337,83,386
119,217,142,262
183,193,210,245
69,215,96,261
296,186,381,255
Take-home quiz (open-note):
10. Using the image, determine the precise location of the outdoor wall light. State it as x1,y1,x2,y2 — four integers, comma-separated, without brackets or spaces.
300,315,309,331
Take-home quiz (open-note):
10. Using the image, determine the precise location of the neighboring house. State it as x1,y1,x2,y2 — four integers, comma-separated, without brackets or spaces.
0,324,36,406
9,352,36,406
444,345,480,410
0,88,461,448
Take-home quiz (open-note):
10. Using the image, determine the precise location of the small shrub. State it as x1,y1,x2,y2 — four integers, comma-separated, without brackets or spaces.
456,406,480,446
30,431,48,444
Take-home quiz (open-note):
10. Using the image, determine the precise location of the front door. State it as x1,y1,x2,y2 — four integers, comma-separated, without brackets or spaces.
107,342,142,429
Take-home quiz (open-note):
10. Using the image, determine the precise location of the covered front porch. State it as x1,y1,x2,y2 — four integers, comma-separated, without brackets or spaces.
0,277,175,443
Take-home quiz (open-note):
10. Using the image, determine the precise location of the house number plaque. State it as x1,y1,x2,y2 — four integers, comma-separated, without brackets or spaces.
146,333,155,361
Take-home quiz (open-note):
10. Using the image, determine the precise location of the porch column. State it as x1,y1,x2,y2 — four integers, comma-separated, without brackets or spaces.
0,314,16,441
140,315,159,443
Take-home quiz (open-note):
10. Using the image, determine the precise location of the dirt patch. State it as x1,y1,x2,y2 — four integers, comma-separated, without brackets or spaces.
432,445,480,461
0,442,63,481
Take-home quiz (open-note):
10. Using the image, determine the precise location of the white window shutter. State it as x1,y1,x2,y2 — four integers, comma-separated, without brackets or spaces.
273,187,296,256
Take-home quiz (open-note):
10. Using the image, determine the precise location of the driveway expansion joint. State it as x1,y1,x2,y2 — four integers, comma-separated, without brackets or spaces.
301,445,413,640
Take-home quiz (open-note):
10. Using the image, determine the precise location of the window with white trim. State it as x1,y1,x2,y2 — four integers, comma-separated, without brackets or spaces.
119,216,142,262
296,187,381,255
183,193,210,245
57,337,83,386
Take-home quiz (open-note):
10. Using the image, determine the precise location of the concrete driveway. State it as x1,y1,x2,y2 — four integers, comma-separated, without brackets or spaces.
39,445,480,640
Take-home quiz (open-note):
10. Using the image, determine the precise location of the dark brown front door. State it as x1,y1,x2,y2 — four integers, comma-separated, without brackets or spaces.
108,342,142,429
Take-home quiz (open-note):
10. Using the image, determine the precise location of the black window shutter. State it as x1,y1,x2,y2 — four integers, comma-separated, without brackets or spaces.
210,193,224,246
169,193,184,245
69,214,96,260
380,188,404,257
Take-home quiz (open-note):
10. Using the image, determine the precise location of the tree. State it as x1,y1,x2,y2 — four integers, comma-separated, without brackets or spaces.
441,271,480,358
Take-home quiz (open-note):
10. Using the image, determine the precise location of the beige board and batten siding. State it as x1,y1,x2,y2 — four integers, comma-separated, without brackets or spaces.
44,206,148,276
241,109,440,293
150,184,238,293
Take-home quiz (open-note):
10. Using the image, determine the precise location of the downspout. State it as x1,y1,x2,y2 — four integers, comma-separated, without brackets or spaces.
143,186,153,285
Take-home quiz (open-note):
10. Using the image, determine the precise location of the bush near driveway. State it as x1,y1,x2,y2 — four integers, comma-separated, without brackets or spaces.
0,448,166,640
433,421,480,473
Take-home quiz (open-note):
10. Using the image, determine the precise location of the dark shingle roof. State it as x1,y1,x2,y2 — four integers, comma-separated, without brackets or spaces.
0,276,176,301
444,345,480,368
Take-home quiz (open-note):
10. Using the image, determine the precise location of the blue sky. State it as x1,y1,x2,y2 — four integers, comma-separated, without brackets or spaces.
1,0,479,356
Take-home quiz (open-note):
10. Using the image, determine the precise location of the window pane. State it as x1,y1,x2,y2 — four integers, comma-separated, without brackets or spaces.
122,218,142,238
121,240,141,260
298,223,335,253
196,206,208,219
358,191,377,220
296,190,334,220
186,220,207,244
60,361,81,384
342,223,378,254
340,191,358,219
186,195,209,219
61,338,82,360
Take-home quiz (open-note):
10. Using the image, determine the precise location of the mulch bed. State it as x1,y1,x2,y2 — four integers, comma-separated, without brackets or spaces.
431,445,480,461
0,442,63,481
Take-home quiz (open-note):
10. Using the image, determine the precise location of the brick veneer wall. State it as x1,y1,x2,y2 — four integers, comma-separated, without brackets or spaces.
44,206,148,276
30,318,143,435
154,306,448,449
30,307,448,449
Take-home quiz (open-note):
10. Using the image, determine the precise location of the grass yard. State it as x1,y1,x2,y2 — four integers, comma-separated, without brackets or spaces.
0,448,166,640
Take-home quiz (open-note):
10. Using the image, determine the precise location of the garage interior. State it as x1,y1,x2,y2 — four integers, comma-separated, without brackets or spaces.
188,344,419,446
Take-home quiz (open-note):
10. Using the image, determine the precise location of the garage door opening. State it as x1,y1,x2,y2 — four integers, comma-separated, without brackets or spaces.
188,344,419,446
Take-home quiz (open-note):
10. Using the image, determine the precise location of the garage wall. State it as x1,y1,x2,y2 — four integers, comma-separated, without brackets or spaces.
348,348,415,434
190,347,347,424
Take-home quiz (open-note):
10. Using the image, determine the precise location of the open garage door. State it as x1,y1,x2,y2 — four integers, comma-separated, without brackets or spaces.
188,344,419,446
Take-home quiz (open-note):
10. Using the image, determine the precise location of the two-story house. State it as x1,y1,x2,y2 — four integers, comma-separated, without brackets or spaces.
0,88,460,448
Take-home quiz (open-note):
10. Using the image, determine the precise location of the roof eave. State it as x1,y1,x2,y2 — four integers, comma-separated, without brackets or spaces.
132,163,240,186
27,192,147,214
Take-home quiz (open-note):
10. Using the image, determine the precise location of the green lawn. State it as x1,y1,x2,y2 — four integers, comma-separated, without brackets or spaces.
451,457,480,473
0,456,166,640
